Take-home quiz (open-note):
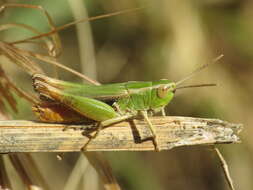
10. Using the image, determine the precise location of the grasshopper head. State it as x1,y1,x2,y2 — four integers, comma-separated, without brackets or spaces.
150,80,176,109
157,82,176,99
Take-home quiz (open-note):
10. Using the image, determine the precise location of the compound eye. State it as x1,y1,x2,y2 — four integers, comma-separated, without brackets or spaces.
157,86,169,98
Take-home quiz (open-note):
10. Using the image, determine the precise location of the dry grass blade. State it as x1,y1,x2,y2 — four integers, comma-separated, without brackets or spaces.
17,47,100,85
0,41,44,75
0,39,99,84
0,116,242,152
9,6,146,44
0,65,39,107
0,3,61,57
0,23,54,52
0,3,63,78
1,33,99,85
63,155,90,190
84,152,121,190
8,154,42,190
14,154,50,190
214,147,235,190
0,156,12,190
0,4,146,85
0,65,18,113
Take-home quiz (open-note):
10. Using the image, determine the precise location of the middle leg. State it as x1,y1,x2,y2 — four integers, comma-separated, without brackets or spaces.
140,110,160,151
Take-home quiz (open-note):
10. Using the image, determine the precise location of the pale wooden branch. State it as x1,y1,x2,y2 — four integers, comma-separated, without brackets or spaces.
0,116,242,152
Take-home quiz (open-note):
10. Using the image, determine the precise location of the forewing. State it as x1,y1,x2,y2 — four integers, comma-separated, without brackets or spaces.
63,83,129,101
33,74,129,101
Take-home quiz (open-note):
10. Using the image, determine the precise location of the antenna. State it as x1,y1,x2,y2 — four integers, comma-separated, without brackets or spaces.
175,54,224,86
175,83,217,90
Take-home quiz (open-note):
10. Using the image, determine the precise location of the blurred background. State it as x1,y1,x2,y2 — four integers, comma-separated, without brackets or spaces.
0,0,252,189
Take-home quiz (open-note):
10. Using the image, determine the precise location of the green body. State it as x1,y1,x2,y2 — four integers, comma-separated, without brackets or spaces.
33,57,220,150
33,75,175,122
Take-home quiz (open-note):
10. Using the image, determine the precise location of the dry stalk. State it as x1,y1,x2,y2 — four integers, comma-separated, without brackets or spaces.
0,116,242,152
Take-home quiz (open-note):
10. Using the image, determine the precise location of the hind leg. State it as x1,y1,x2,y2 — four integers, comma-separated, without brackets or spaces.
82,114,134,151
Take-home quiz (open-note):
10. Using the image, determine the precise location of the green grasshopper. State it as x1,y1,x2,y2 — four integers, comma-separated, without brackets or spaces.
32,55,223,151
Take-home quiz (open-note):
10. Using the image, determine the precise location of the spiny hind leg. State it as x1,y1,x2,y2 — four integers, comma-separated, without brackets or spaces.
140,111,160,151
82,114,134,151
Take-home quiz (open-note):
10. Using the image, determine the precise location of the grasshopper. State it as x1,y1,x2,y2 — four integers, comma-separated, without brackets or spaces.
32,55,222,151
0,4,236,190
0,3,222,151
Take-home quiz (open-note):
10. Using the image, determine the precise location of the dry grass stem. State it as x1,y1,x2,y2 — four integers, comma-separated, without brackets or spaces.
8,155,42,190
214,147,235,190
0,156,12,190
0,116,242,152
84,152,121,190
